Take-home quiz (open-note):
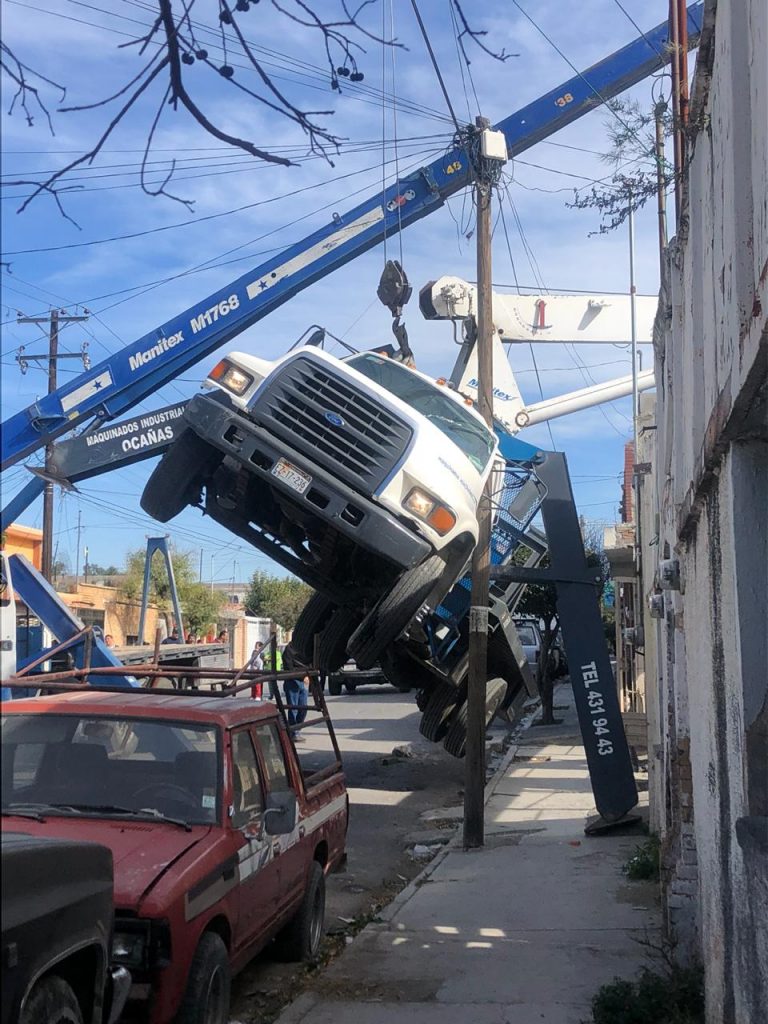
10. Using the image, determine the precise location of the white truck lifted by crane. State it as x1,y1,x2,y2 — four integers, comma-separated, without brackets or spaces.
141,271,654,686
141,339,502,674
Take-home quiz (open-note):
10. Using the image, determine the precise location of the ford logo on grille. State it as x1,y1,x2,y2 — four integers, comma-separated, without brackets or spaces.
324,411,345,427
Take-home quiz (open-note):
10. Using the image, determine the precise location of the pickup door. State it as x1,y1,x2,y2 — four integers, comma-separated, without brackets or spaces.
252,722,307,909
229,728,282,953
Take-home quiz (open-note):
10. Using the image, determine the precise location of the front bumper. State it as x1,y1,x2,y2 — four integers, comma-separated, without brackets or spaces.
106,966,131,1024
186,394,432,570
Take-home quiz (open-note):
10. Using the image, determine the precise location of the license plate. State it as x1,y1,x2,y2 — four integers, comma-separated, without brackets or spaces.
271,458,311,495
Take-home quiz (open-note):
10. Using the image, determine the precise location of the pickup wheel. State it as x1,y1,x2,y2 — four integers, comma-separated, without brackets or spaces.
275,861,326,962
419,682,461,742
316,608,360,674
21,976,83,1024
442,677,508,759
292,593,336,664
348,554,445,670
141,430,221,523
176,931,231,1024
327,676,343,696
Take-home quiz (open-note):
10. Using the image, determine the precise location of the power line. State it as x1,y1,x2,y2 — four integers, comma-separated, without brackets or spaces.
2,147,441,255
508,0,651,153
408,0,462,132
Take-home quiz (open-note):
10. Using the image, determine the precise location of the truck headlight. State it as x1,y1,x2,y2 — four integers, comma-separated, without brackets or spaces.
208,359,255,396
403,488,456,536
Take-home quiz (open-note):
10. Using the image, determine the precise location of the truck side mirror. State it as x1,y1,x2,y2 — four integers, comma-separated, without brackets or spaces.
263,791,298,836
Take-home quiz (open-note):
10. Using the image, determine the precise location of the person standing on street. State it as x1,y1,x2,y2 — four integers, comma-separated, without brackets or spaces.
281,644,309,740
250,640,266,700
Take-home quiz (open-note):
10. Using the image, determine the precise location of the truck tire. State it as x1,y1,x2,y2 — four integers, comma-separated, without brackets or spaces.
442,677,508,759
379,646,436,695
317,607,360,674
487,629,523,712
293,593,336,664
327,675,343,696
419,682,460,742
275,861,326,962
21,976,83,1024
348,554,445,669
141,430,221,523
176,931,231,1024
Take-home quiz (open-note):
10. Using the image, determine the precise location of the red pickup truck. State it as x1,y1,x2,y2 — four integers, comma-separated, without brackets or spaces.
1,690,348,1024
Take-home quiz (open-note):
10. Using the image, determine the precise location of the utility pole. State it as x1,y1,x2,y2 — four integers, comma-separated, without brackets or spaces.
16,309,89,580
654,101,669,260
464,117,506,849
74,510,83,587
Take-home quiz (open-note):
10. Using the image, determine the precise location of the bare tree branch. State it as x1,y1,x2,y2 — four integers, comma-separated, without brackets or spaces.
450,0,517,65
1,42,65,132
15,56,170,219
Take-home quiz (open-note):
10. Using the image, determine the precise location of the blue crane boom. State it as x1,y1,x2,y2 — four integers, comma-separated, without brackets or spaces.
1,3,703,482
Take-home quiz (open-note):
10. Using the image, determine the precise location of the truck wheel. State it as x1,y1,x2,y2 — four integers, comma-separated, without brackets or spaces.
487,629,524,711
379,646,436,695
293,593,336,664
344,681,357,694
442,678,508,759
141,430,221,523
317,607,360,673
275,861,326,962
21,976,83,1024
419,682,460,742
349,554,444,669
327,676,343,696
176,931,231,1024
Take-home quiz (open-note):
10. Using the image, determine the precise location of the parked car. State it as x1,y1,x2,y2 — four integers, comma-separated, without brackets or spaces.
1,832,130,1024
1,690,348,1024
513,618,565,678
327,659,393,696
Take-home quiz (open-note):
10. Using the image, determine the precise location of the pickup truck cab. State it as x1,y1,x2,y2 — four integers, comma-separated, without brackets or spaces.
141,346,500,672
1,691,348,1024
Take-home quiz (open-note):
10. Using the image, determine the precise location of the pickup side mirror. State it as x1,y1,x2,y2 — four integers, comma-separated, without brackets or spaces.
263,790,299,836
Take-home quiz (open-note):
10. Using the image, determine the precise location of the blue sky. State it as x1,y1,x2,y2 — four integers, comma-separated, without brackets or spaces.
0,0,680,584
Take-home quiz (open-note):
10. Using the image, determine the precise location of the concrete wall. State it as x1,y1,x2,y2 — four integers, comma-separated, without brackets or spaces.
650,1,768,1020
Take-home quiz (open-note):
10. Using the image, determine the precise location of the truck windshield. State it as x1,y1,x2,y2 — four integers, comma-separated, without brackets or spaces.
1,714,219,826
346,353,495,472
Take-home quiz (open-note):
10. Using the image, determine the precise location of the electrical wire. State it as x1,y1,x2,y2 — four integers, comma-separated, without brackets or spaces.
508,0,653,153
2,147,443,256
497,193,556,450
6,0,454,127
610,0,666,60
408,0,462,132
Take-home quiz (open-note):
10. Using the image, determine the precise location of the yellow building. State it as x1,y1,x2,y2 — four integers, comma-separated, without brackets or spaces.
2,524,43,570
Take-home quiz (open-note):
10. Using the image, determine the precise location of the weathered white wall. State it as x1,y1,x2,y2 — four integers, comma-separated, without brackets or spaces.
650,0,768,1021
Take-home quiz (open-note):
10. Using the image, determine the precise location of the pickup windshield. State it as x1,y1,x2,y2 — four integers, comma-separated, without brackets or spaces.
1,714,219,826
346,353,495,472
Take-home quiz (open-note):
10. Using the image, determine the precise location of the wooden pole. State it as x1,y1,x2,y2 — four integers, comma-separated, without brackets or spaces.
464,117,495,850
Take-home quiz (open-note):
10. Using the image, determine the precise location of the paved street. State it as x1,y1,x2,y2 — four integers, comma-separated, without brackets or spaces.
230,685,470,1023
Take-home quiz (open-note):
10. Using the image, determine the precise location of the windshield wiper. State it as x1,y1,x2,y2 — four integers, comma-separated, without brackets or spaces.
55,803,192,832
2,802,51,821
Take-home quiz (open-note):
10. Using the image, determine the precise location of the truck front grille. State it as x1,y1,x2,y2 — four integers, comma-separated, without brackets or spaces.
250,355,413,493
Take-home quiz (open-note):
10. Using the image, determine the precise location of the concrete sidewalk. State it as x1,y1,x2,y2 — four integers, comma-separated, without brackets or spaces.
277,684,658,1024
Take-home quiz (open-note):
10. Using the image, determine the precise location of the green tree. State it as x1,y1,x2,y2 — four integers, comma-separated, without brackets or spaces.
120,547,223,636
245,571,312,631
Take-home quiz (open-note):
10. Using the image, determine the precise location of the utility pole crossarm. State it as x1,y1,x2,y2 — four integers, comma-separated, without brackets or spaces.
0,5,704,476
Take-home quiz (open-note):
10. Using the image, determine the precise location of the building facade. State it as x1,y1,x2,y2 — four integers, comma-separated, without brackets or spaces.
645,1,767,1020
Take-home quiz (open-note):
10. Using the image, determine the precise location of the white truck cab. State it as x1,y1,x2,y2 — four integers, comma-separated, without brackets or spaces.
1,552,17,697
142,345,499,670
